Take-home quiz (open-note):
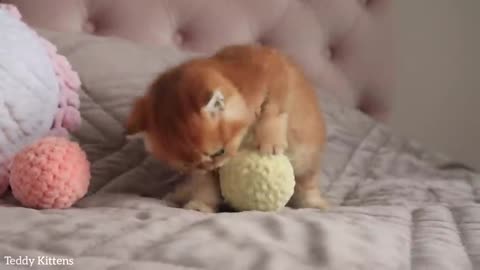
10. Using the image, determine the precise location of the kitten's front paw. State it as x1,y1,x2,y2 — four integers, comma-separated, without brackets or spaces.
254,113,288,155
184,200,216,213
257,142,287,155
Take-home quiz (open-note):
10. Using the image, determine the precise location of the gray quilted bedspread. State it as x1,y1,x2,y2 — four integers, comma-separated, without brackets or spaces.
0,31,479,270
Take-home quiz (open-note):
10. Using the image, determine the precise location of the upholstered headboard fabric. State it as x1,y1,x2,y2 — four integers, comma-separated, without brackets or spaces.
2,0,392,120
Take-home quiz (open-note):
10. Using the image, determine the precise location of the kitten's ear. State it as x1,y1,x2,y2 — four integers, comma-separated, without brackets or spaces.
203,89,225,116
126,97,147,135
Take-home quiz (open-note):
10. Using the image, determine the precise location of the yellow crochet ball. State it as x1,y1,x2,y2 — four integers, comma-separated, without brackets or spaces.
219,150,295,211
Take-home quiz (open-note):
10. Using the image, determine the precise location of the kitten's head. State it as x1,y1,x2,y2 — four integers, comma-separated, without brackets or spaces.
126,61,252,173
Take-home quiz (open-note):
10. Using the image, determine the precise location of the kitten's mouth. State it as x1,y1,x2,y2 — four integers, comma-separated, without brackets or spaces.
204,164,221,171
194,161,226,172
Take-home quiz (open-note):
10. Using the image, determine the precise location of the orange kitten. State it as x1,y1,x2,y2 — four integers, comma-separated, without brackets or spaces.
126,45,328,212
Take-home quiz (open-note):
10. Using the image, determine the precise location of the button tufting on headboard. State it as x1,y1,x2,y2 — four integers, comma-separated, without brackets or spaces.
82,21,94,34
173,31,185,47
1,0,392,120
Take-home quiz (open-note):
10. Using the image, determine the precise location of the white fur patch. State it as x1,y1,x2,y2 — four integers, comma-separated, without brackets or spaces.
204,90,225,114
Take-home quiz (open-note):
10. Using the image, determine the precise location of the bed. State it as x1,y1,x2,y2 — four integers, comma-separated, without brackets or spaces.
0,1,479,269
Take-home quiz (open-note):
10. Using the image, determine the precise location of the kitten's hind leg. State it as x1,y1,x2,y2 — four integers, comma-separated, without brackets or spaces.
289,171,329,210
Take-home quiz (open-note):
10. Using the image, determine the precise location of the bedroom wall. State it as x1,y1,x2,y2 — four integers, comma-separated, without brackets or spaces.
390,0,480,169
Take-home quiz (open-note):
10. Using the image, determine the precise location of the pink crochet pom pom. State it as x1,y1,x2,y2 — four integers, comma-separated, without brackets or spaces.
9,137,90,209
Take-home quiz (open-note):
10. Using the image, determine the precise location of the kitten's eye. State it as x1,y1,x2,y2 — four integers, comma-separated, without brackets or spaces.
211,148,225,158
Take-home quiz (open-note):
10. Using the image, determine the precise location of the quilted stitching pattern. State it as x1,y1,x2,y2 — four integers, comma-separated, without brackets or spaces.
0,32,478,270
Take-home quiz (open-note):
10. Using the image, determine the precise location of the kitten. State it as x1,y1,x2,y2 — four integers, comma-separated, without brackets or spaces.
126,44,328,213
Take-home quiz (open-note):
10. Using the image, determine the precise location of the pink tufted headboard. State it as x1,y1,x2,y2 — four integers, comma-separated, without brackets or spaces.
2,0,392,120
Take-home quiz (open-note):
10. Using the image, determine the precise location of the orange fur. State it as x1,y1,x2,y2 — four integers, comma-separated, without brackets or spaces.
126,44,328,212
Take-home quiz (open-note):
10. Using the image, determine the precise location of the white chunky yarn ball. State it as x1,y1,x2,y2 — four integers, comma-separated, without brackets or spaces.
219,150,295,211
